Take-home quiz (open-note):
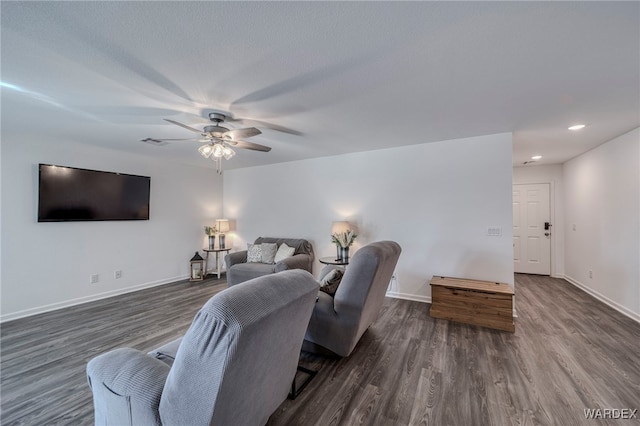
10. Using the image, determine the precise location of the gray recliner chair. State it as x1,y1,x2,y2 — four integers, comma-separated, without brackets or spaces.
304,241,401,357
87,270,319,426
225,237,314,286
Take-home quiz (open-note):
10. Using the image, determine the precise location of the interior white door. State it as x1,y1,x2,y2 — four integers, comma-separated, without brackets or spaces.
513,183,551,275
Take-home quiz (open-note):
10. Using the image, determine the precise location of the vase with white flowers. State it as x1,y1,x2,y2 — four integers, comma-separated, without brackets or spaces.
331,230,357,262
204,225,218,250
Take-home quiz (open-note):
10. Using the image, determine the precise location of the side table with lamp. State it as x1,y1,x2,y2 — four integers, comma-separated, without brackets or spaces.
200,219,232,279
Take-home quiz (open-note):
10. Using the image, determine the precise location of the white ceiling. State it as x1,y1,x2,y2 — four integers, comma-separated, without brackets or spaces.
2,2,639,170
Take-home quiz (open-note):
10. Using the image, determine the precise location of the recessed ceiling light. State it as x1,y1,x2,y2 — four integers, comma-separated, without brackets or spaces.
531,155,542,160
568,124,586,131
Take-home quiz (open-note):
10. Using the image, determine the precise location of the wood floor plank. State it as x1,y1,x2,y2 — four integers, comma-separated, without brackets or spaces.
1,277,226,426
2,273,639,425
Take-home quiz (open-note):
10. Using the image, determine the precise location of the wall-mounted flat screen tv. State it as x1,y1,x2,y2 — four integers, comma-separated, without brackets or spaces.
38,164,150,222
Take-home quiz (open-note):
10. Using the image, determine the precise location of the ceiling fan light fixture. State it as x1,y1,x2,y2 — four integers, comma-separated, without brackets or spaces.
222,146,236,160
211,153,223,174
198,143,214,158
212,143,225,158
154,115,271,174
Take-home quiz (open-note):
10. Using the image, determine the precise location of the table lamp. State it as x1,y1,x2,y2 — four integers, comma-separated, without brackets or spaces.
216,219,230,249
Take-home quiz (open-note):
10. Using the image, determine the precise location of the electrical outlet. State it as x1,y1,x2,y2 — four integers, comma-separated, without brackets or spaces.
114,270,122,279
90,274,99,284
588,270,593,279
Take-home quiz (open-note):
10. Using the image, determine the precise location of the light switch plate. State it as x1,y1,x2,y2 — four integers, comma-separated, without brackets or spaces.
487,226,502,236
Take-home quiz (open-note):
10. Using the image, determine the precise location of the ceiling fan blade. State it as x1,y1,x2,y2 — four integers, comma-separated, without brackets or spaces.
224,115,243,123
164,119,203,134
250,120,303,136
228,140,272,152
154,138,201,141
200,110,303,136
224,127,262,140
231,118,303,136
142,137,208,143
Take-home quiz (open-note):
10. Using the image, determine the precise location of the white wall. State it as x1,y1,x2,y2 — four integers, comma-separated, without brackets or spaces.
1,136,223,321
563,127,639,321
512,164,565,277
224,133,514,302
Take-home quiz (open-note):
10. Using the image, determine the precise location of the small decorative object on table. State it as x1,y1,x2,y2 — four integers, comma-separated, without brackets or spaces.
204,225,218,250
331,223,357,262
189,252,205,281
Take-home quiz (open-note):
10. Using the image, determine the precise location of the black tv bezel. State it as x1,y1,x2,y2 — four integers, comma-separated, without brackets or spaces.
37,163,151,223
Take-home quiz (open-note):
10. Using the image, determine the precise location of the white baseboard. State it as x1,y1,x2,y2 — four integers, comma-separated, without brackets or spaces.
0,275,187,323
563,274,640,324
385,291,431,304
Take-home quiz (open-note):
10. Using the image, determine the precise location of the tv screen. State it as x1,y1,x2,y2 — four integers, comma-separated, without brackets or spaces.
38,164,150,222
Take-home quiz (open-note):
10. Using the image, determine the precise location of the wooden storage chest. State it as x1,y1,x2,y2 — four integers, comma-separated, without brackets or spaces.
430,276,515,332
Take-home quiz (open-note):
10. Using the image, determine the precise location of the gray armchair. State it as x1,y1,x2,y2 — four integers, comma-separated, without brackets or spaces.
87,270,319,426
225,237,314,286
304,241,401,357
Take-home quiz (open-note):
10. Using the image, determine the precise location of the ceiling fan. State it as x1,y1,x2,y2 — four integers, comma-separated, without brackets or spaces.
143,112,271,173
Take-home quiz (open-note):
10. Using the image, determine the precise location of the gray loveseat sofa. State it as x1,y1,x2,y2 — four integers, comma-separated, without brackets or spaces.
87,270,319,426
225,237,314,286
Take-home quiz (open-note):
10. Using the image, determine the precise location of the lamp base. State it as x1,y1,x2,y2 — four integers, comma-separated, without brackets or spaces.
218,234,226,249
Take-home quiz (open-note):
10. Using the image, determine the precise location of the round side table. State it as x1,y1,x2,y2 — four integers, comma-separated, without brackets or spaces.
318,256,349,266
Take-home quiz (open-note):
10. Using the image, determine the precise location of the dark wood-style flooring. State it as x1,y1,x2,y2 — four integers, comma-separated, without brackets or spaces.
1,274,639,425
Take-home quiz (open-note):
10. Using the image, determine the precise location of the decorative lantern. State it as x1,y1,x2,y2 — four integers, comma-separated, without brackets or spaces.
189,251,205,281
216,219,230,249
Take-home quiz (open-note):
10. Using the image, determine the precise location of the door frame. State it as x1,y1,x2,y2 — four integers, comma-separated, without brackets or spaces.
512,180,558,277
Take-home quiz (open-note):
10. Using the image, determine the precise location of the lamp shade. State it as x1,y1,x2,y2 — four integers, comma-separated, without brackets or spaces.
216,219,230,233
331,221,351,234
198,143,214,158
222,146,236,160
212,143,225,158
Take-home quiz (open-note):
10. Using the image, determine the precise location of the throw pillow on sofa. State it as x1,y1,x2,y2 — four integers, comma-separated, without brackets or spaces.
319,268,343,296
247,244,263,263
261,243,278,264
274,243,295,263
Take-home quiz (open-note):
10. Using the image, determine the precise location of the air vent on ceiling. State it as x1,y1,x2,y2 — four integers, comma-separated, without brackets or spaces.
140,138,168,146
